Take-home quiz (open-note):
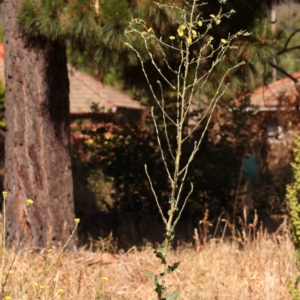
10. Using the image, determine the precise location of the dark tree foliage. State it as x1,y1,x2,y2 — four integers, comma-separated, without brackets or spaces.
19,0,287,95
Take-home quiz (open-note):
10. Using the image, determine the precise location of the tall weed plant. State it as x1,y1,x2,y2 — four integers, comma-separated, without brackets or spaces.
125,1,249,298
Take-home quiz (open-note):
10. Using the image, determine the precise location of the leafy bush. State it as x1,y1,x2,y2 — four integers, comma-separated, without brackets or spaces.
72,99,255,238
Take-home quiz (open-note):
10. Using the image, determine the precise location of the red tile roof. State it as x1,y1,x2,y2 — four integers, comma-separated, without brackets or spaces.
250,72,300,108
68,66,144,115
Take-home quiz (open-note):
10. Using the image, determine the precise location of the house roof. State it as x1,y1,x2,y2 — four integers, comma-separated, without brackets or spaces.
68,66,143,115
0,44,144,116
250,72,300,109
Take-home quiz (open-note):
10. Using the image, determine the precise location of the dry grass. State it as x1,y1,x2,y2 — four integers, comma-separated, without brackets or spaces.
0,233,298,300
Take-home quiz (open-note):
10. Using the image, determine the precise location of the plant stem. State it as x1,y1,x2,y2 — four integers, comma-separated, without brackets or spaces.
161,0,194,276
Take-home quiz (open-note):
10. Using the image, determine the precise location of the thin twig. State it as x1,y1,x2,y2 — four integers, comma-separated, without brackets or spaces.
151,107,174,184
145,165,167,226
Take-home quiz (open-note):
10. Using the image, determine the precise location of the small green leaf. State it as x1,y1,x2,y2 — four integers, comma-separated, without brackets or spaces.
162,289,181,300
154,250,167,264
295,275,300,288
161,261,181,276
155,277,166,294
145,271,155,278
168,261,181,272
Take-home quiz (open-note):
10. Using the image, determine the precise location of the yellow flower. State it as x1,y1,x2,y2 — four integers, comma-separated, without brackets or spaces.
104,132,113,139
179,25,186,30
47,249,52,253
2,191,7,197
9,270,13,274
39,285,44,290
74,218,80,224
186,37,192,44
34,282,39,287
102,277,108,281
58,289,64,295
177,28,184,37
85,138,94,146
26,199,34,206
169,36,175,40
210,14,221,25
5,296,11,300
147,27,152,32
221,39,227,44
192,30,197,38
198,21,203,27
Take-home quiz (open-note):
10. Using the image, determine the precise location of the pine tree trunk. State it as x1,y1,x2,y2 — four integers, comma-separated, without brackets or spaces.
3,0,77,250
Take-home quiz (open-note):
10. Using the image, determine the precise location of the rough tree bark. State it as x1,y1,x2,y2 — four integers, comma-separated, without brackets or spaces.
3,0,77,250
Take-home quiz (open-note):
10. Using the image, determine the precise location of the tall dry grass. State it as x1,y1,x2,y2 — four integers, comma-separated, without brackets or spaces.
0,227,298,300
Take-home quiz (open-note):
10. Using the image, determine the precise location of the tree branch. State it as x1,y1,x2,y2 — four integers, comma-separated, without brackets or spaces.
269,61,299,83
277,28,300,56
277,45,300,56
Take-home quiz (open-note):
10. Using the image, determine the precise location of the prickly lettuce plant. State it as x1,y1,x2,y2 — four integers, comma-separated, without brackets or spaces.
125,1,248,299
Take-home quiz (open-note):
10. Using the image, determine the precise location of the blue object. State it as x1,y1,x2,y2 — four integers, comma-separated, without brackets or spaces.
242,155,258,180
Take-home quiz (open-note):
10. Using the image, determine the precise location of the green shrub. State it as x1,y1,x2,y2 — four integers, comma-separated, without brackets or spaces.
287,134,300,249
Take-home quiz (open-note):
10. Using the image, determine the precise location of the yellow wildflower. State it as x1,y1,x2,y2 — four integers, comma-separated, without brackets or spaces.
34,282,39,287
39,285,44,289
58,289,64,295
47,249,52,253
179,25,186,30
210,14,221,25
221,39,227,44
2,191,7,197
9,270,13,274
102,277,108,281
198,20,203,27
74,218,80,224
85,138,94,146
177,28,184,37
169,36,175,40
147,27,152,32
192,30,197,38
104,132,113,139
26,199,34,206
5,296,11,300
186,37,192,44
